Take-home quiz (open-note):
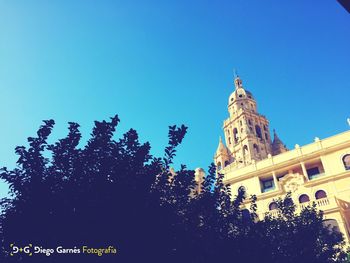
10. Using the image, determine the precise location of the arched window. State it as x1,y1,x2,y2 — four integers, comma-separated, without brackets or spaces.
265,133,269,140
233,128,239,144
299,194,310,204
224,160,230,167
255,125,262,139
243,145,249,156
253,144,259,155
323,219,340,233
263,125,267,131
228,137,231,145
343,154,350,170
248,119,252,125
315,190,327,199
217,162,222,171
269,202,278,210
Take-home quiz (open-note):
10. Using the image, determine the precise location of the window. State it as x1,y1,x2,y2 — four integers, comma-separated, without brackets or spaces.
243,145,249,156
248,119,252,125
343,154,350,170
255,125,262,139
277,173,288,181
233,128,239,144
265,133,269,140
224,160,230,167
269,202,278,210
307,167,320,180
228,137,231,144
217,162,222,171
299,194,310,204
315,190,327,200
263,125,267,131
261,178,275,193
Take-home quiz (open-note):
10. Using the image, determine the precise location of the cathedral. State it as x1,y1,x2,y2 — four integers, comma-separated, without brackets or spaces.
214,74,350,242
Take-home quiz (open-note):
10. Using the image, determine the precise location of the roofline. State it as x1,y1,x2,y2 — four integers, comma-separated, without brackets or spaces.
223,129,350,184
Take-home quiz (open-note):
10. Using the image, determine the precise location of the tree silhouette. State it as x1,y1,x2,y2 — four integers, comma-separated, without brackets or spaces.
0,116,347,263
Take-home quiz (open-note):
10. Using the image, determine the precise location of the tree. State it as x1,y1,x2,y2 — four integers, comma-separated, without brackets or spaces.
0,116,347,263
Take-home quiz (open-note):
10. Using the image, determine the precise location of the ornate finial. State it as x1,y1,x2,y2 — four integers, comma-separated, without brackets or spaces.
233,68,238,79
233,69,242,89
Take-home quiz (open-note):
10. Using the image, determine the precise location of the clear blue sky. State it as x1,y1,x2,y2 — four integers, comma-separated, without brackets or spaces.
0,1,349,198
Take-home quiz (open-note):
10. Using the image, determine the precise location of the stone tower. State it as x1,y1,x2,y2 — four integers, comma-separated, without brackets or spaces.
215,74,286,170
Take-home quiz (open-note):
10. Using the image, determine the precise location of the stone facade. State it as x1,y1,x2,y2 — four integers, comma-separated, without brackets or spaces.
214,75,350,243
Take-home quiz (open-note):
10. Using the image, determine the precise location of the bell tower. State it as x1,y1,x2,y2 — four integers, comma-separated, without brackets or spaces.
215,74,284,170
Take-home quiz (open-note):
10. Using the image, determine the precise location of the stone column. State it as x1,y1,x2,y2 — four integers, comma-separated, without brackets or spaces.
300,162,309,182
272,171,279,190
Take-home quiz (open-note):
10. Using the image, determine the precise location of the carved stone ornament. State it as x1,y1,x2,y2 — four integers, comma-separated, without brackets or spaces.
279,172,304,193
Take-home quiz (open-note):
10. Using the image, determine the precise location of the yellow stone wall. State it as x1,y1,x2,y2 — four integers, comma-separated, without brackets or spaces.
222,130,350,242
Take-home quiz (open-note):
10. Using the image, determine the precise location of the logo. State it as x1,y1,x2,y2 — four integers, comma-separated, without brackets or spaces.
8,243,117,257
10,243,33,256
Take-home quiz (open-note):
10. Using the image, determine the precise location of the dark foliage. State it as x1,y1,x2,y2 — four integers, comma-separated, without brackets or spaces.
0,116,347,262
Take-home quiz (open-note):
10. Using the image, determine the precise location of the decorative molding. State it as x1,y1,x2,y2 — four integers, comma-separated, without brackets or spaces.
279,172,304,193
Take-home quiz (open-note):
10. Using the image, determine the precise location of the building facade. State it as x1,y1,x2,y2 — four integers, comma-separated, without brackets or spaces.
215,75,350,242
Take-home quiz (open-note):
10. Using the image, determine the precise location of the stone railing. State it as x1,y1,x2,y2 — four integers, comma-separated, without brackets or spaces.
267,197,335,218
269,209,279,218
300,197,332,210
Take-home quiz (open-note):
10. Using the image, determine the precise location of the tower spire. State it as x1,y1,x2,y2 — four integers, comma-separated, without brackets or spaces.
233,68,238,79
272,129,288,155
233,69,243,89
216,136,225,153
215,136,230,170
219,73,279,168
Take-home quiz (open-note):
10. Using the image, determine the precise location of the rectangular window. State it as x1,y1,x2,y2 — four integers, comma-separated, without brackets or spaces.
307,167,320,180
261,178,275,193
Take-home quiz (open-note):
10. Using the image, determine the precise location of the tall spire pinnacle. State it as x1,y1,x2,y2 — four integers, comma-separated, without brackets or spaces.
233,69,243,89
216,136,228,156
272,129,288,155
233,68,238,79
